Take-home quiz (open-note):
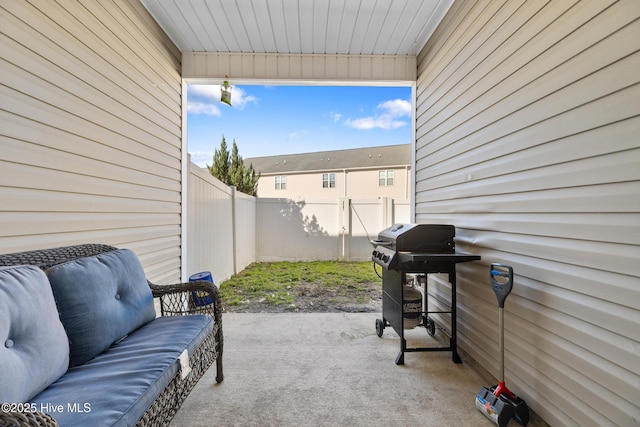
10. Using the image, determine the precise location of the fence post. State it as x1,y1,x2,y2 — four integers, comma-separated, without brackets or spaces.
338,197,351,261
381,197,395,229
231,186,237,274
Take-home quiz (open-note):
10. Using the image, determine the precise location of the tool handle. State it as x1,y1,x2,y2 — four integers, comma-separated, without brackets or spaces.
490,263,513,308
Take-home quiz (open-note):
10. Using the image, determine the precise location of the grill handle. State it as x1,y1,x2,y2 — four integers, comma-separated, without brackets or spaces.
370,239,392,247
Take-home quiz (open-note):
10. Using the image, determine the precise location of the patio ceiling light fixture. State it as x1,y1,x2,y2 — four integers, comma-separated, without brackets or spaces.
220,80,232,106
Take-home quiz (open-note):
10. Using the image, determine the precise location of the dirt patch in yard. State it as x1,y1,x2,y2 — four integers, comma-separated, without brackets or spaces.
220,262,383,313
222,282,382,313
220,261,382,313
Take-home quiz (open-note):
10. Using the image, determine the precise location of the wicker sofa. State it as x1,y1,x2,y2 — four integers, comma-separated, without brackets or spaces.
0,244,223,427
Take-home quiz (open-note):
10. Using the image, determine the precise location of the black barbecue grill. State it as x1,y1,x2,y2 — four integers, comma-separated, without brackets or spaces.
371,223,480,365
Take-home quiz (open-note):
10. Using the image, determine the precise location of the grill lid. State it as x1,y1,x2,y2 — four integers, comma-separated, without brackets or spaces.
373,223,455,253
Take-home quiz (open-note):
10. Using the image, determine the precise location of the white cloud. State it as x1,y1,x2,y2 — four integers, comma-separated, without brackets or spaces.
187,84,257,115
188,150,214,168
378,99,411,117
187,102,221,116
346,117,407,130
344,98,411,130
229,86,258,109
288,129,310,140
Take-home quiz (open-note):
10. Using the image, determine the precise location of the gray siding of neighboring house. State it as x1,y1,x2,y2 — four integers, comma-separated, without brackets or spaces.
416,1,640,426
0,0,183,283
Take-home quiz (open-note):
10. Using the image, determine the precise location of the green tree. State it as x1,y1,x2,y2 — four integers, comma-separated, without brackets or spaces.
207,135,260,196
229,142,243,188
207,135,230,184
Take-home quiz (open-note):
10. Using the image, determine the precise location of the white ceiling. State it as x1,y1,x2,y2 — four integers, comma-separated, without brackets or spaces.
141,0,453,56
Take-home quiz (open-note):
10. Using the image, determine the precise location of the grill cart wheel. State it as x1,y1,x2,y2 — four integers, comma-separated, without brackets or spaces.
376,318,385,337
425,316,436,336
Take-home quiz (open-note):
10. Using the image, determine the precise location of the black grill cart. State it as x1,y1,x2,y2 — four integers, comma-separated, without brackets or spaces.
371,224,481,365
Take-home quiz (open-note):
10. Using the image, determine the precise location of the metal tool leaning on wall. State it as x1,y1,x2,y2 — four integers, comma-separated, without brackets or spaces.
475,264,530,427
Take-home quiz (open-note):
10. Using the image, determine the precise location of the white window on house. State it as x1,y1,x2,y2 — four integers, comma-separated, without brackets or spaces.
379,170,394,186
275,176,287,190
322,173,336,188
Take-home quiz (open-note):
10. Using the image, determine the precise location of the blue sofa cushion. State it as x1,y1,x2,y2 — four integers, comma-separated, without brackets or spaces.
46,249,156,367
32,315,213,427
0,266,69,402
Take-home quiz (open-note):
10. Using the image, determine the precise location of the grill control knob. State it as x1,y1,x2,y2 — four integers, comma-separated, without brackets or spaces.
382,255,389,263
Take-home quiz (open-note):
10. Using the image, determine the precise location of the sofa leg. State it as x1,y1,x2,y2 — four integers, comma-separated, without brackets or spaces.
216,356,224,383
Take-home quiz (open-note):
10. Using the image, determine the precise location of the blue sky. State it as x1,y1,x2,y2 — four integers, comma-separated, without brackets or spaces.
187,84,412,167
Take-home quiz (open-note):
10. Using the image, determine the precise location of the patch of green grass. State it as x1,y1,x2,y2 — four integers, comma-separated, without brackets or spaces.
219,261,380,307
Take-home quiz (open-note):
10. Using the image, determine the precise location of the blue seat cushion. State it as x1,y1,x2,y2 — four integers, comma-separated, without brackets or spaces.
46,249,157,367
31,315,213,427
0,266,69,403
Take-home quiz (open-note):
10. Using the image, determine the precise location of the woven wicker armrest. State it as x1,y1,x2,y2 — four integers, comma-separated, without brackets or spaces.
148,280,224,383
149,280,221,319
0,411,59,427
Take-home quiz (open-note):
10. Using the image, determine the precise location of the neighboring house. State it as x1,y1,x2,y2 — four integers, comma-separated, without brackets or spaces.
246,144,411,199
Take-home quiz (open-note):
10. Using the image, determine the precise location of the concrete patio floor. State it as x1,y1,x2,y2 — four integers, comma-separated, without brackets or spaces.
170,312,546,427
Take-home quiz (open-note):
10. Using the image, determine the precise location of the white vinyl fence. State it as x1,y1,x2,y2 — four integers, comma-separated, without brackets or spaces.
187,161,410,282
187,162,256,284
256,197,410,262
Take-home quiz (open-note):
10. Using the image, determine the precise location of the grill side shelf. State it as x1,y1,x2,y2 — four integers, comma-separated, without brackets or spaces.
397,252,481,264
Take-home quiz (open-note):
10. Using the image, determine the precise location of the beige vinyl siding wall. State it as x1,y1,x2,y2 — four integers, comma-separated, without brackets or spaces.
257,171,345,199
345,168,410,200
416,1,640,426
0,0,183,283
257,167,410,200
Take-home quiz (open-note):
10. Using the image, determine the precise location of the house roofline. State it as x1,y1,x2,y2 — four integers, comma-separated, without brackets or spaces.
258,164,411,176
